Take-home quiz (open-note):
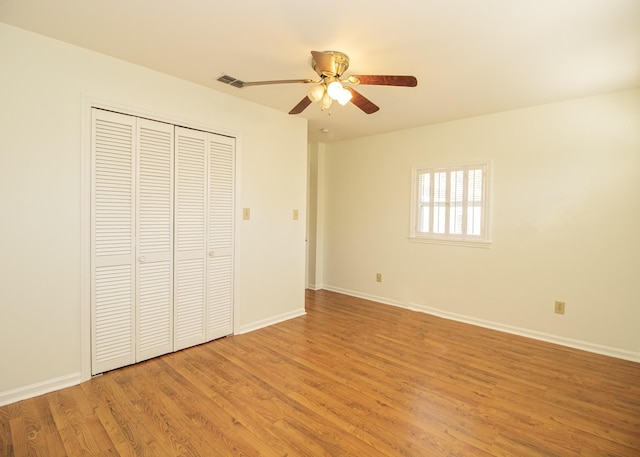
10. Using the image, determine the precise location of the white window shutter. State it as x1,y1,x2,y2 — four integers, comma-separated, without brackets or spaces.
174,127,207,350
207,136,235,341
411,162,491,246
91,109,136,374
135,118,174,361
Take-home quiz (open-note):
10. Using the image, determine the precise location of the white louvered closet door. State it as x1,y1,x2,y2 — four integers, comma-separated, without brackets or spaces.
174,127,208,350
174,128,235,349
135,118,174,362
92,110,234,373
91,109,136,374
91,109,175,374
207,135,235,341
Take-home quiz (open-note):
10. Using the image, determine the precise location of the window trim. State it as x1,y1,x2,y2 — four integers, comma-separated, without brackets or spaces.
409,161,492,248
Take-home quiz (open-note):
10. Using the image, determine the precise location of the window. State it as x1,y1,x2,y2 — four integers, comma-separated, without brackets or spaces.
410,162,491,246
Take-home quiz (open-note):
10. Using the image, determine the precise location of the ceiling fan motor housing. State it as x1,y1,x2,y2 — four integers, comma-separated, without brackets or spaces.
312,51,350,77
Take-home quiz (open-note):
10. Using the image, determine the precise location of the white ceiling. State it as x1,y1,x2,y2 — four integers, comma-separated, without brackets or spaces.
2,0,639,143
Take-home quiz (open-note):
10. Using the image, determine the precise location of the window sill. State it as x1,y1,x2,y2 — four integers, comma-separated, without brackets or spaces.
409,236,492,249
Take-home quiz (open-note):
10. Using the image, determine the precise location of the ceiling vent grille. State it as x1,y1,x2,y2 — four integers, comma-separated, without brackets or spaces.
217,74,245,88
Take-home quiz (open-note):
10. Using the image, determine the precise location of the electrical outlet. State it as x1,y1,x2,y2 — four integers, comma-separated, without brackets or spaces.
376,273,382,282
554,301,565,315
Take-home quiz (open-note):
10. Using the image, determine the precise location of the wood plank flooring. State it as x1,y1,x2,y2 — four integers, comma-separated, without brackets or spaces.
1,289,639,456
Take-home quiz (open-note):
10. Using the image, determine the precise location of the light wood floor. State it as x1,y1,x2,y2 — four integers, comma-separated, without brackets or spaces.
1,289,639,456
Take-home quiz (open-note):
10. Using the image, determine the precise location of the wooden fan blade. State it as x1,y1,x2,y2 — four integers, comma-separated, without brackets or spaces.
348,75,418,87
241,78,314,87
289,96,312,115
311,50,336,76
346,87,380,114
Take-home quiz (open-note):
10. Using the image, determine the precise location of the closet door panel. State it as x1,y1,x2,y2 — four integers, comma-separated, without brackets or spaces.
175,257,206,348
135,119,174,361
91,109,136,374
207,136,235,341
174,127,207,350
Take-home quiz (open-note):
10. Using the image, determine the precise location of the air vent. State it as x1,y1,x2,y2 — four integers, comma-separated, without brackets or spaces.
217,74,245,88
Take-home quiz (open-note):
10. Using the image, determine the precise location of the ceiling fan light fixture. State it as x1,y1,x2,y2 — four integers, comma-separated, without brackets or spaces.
337,87,353,106
320,92,333,110
327,80,344,100
307,84,325,103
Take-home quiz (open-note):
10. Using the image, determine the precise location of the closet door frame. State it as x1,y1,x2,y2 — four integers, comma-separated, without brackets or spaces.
80,98,241,381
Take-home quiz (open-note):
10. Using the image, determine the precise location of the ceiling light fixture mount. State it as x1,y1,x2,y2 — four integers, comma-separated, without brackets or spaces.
306,52,353,112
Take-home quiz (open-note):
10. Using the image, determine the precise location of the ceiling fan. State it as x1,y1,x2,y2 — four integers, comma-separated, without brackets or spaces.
217,50,417,115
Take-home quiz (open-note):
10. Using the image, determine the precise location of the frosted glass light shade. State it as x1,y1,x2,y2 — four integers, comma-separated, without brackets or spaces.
327,80,344,100
307,84,325,103
337,87,353,105
321,92,333,110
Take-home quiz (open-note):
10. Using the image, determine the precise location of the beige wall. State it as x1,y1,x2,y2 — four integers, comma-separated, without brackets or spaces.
0,24,308,403
315,89,640,359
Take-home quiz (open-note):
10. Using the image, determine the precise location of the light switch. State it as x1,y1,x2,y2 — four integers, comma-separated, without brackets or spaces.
243,208,250,220
293,209,299,220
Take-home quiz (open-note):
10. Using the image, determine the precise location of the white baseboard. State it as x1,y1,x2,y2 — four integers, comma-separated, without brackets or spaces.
306,283,322,291
1,309,306,406
408,301,640,363
321,285,408,310
235,307,307,335
0,372,83,407
318,285,640,363
4,293,636,408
